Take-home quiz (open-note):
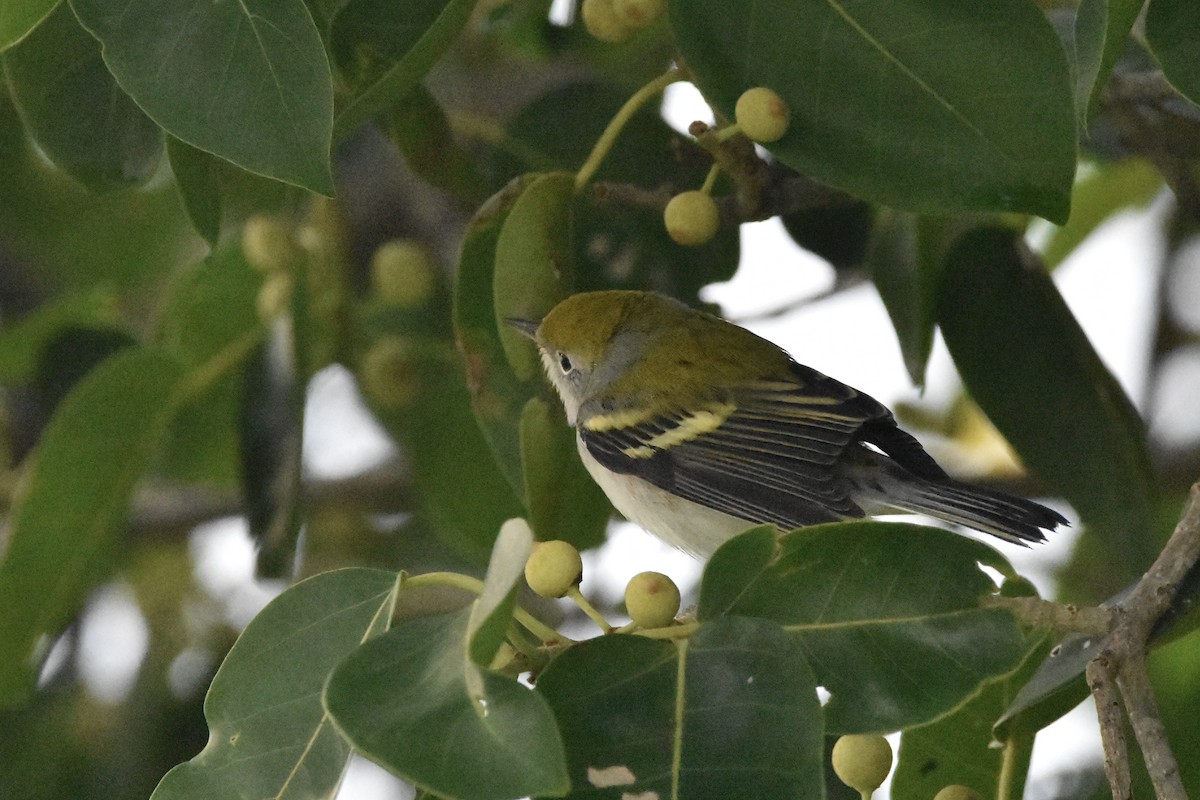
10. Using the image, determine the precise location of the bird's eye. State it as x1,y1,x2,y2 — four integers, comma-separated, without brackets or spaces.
558,352,573,374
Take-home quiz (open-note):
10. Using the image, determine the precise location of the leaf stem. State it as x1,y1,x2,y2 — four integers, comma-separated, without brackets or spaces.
574,67,686,192
171,328,266,407
567,586,613,633
400,571,571,645
996,732,1024,800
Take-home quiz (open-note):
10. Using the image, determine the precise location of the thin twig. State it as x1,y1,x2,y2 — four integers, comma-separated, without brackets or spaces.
1087,657,1133,800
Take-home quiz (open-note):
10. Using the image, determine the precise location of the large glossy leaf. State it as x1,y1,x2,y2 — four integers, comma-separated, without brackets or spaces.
151,568,398,800
892,633,1052,800
936,226,1156,544
0,348,184,705
1145,0,1200,106
698,524,1027,733
537,616,824,800
0,0,57,51
1074,0,1143,123
3,2,162,189
325,607,569,800
69,0,334,194
331,0,475,137
670,0,1076,222
167,137,223,248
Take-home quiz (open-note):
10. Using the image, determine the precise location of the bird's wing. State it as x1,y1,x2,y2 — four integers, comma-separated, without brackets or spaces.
579,364,923,529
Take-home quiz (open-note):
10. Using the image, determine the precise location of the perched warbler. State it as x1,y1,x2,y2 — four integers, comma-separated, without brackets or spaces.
508,290,1066,557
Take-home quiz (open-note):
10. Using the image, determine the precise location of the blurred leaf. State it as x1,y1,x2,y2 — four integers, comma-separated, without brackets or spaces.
4,2,162,189
867,210,937,386
0,0,57,51
1145,0,1200,106
537,616,824,800
70,0,334,194
892,633,1053,800
994,630,1096,740
519,396,610,548
382,85,491,204
325,607,569,800
34,325,136,410
670,0,1076,222
937,227,1156,543
454,175,542,493
0,348,183,706
151,568,398,800
466,518,533,668
1040,159,1162,270
167,137,222,248
331,0,475,138
1074,0,1143,123
698,523,1026,733
0,289,120,383
493,171,575,380
782,200,875,271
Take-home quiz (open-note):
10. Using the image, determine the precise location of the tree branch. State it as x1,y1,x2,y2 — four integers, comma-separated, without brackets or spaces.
1088,479,1200,800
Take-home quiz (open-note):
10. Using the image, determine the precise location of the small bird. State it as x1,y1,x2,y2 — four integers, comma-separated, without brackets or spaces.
509,290,1066,557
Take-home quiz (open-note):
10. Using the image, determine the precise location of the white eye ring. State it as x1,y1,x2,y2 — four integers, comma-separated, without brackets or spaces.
558,352,573,373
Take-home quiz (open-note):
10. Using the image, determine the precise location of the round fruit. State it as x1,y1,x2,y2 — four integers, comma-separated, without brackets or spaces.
359,336,420,409
581,0,635,43
624,571,681,628
525,540,584,598
255,273,293,324
933,786,984,800
242,215,300,273
613,0,665,28
371,239,437,308
735,87,791,143
831,734,893,796
663,191,720,246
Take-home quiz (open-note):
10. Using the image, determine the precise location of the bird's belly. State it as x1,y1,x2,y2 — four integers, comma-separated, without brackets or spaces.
576,435,755,557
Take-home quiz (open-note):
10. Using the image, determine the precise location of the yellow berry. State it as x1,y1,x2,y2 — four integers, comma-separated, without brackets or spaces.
255,273,293,323
359,335,420,409
663,191,720,246
525,540,584,598
371,239,437,308
624,571,681,628
735,87,791,143
933,786,984,800
831,734,893,796
242,215,300,273
581,0,635,43
613,0,665,29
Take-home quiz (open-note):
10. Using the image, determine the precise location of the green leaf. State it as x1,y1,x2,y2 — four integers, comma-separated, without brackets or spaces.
382,85,491,204
936,226,1156,543
0,348,184,706
537,617,824,800
519,397,611,548
1074,0,1144,123
167,137,223,248
866,210,937,386
669,0,1076,222
1040,159,1162,270
493,171,576,380
698,522,1027,733
69,0,334,194
1145,0,1200,106
151,568,398,800
466,518,533,668
3,2,163,189
892,634,1052,800
0,0,57,51
325,607,570,800
331,0,476,138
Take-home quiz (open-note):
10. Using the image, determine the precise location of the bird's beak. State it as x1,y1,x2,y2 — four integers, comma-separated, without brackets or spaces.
505,317,540,340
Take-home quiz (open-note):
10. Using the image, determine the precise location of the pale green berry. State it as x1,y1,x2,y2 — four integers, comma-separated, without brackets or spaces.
831,734,893,796
359,336,420,409
735,87,791,143
933,786,984,800
663,191,719,246
242,215,300,273
255,273,293,323
525,540,584,598
613,0,665,29
581,0,635,43
371,239,436,308
624,571,681,628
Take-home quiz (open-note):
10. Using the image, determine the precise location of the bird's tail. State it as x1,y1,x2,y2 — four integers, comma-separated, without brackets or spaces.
854,463,1068,546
